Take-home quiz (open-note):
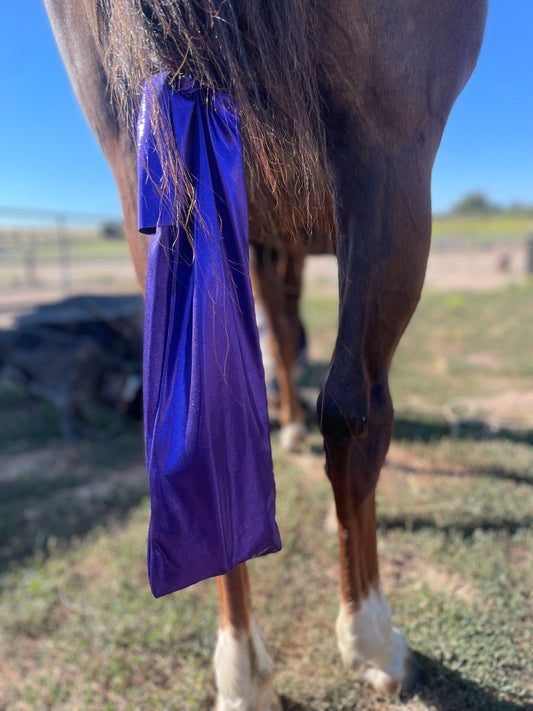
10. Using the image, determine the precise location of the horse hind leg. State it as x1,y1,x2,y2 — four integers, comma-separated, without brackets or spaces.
214,564,281,711
322,381,410,694
319,134,435,691
250,243,307,452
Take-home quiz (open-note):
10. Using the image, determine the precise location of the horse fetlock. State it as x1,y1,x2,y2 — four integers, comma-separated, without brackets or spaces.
214,617,280,711
279,421,307,452
336,586,408,693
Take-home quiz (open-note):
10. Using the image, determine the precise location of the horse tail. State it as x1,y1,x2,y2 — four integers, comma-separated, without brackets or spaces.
84,0,332,238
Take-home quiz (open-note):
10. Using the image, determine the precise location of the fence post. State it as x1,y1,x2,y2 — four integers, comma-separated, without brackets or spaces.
57,214,72,295
23,231,38,286
527,234,533,275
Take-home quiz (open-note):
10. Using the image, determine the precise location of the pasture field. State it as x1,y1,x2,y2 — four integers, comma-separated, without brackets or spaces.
431,214,533,246
0,255,532,709
1,212,531,324
0,212,532,266
0,227,130,267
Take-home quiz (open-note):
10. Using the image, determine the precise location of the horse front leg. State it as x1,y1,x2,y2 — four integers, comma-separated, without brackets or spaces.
214,564,281,711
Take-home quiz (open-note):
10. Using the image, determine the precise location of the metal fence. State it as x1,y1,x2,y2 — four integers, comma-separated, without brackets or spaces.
0,207,136,327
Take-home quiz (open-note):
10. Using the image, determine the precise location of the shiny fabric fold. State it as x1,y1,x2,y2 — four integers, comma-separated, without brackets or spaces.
138,73,281,597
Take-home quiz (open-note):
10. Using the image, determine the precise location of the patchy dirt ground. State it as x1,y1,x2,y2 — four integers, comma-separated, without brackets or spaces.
1,244,532,543
1,244,532,710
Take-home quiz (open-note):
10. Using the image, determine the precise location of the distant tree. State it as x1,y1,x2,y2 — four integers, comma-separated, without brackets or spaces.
508,202,533,216
451,192,500,215
101,221,125,240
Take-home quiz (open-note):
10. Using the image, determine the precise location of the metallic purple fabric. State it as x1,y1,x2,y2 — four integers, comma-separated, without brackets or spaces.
138,73,281,597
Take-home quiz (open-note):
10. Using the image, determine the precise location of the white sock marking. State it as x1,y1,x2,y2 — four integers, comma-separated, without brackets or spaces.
336,585,407,687
214,614,280,711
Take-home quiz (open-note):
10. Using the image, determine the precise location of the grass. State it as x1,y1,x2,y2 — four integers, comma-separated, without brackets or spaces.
1,270,532,708
1,211,532,270
391,282,533,405
0,228,130,262
432,214,533,246
0,388,146,567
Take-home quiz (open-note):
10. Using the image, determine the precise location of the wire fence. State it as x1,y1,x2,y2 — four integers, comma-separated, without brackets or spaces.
0,207,137,327
2,205,532,328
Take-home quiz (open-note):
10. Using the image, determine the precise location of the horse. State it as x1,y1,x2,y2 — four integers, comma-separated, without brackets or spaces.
43,1,487,708
251,239,318,452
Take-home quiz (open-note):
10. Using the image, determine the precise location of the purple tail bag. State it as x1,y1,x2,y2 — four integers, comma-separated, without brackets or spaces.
137,73,281,597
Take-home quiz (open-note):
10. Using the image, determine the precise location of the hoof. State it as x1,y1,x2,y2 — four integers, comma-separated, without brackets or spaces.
214,690,282,711
279,421,306,452
357,630,409,695
360,666,402,695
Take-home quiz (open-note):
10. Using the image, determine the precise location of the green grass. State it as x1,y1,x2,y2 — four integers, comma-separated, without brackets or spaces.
432,214,533,246
0,388,146,567
1,240,130,265
1,278,532,709
0,228,130,261
391,282,533,406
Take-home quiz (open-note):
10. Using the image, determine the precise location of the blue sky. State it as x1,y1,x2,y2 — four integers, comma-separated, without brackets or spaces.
0,1,531,221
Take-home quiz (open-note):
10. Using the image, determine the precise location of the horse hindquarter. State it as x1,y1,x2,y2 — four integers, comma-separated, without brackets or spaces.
317,0,487,690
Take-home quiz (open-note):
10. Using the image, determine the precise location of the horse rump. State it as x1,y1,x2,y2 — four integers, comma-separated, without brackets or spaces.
84,0,334,240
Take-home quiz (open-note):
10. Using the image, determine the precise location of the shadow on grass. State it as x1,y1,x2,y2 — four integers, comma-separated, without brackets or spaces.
379,513,532,539
402,650,529,711
0,410,147,574
279,650,528,710
294,362,533,452
393,416,533,487
394,415,533,449
389,458,532,487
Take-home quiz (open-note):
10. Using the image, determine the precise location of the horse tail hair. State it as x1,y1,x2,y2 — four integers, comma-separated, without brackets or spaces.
83,0,332,239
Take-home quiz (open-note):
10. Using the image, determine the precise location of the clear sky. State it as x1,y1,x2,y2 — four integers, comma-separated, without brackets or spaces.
0,1,531,221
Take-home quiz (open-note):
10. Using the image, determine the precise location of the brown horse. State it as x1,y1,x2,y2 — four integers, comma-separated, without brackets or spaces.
251,240,312,452
43,1,487,708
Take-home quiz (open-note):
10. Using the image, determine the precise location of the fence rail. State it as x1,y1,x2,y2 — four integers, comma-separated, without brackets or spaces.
0,207,136,328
